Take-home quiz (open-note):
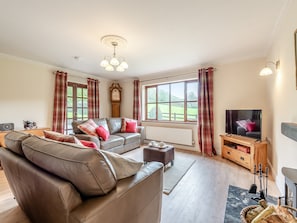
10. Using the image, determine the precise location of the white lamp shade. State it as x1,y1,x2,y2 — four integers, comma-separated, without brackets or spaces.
110,57,120,66
105,64,114,71
100,59,109,67
116,65,125,72
120,61,128,69
259,67,273,76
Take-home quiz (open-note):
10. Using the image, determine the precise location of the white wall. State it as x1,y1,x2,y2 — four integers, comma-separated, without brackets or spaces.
265,0,297,193
214,58,270,155
119,79,134,119
0,53,111,130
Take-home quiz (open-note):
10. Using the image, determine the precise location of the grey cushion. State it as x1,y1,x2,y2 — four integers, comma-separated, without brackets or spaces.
114,133,141,145
72,120,85,134
94,118,109,133
100,135,124,150
4,131,30,156
107,118,122,134
22,136,117,197
101,150,143,180
72,118,109,134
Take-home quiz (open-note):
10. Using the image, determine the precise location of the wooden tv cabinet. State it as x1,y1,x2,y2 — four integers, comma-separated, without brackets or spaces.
220,134,267,172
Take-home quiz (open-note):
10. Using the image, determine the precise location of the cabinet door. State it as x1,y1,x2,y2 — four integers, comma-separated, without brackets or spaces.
112,103,120,117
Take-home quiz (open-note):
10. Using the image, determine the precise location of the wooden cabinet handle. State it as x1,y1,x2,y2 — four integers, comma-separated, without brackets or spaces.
227,151,230,155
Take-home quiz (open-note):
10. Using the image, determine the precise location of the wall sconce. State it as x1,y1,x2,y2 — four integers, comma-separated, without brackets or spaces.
259,60,280,76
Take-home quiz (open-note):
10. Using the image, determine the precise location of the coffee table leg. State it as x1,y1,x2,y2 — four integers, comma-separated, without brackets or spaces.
171,160,174,166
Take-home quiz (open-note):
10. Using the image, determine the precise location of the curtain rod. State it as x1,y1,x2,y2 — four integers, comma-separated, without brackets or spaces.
140,67,216,83
52,71,91,79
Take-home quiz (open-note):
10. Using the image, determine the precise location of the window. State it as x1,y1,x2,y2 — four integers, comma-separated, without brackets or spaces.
65,82,88,134
145,80,198,122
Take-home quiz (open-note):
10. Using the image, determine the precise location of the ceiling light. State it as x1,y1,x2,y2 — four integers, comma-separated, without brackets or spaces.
100,35,128,72
259,60,280,76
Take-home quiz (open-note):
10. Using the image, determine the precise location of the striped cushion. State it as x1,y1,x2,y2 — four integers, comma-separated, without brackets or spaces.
43,130,83,145
77,119,98,136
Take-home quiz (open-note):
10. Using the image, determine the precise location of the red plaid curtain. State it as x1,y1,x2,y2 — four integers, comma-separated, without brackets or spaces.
87,78,100,119
197,67,216,156
52,71,68,133
133,80,141,124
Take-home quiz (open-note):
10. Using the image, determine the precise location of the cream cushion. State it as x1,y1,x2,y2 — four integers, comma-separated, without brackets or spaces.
101,150,143,180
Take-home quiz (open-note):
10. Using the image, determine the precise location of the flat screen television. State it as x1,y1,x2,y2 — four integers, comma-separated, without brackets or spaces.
225,109,262,140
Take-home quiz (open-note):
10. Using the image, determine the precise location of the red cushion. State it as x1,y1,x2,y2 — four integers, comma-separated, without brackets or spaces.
246,122,256,132
96,126,110,141
125,121,137,133
79,140,98,149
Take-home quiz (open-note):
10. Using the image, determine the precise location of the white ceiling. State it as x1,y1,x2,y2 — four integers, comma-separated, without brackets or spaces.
0,0,288,80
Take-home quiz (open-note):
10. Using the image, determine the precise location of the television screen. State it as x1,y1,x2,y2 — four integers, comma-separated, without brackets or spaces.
225,109,262,140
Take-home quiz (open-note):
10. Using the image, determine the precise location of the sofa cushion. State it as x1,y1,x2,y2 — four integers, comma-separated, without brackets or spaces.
77,119,99,136
44,130,82,145
114,133,141,145
72,120,84,134
247,122,256,132
120,118,133,132
236,119,251,131
101,150,143,180
96,126,110,141
79,140,98,149
94,118,109,133
22,136,117,197
72,118,109,134
107,118,122,134
100,135,124,151
125,121,137,133
4,131,30,156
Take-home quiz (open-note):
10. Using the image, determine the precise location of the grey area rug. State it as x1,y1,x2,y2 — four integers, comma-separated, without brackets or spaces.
224,185,277,223
163,156,195,195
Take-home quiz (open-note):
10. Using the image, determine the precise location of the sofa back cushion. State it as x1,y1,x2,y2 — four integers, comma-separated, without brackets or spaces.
4,131,30,156
107,118,122,134
22,136,117,197
72,120,85,134
95,118,109,133
72,118,109,134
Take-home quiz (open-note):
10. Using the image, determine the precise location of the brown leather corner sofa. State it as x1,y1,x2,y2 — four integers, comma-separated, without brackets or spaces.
72,118,144,154
0,131,163,223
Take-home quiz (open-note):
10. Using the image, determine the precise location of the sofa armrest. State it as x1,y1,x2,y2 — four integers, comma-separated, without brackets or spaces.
137,126,145,145
0,148,82,223
70,162,164,223
74,134,101,149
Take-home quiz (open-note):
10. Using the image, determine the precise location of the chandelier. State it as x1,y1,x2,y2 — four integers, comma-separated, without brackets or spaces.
100,35,128,72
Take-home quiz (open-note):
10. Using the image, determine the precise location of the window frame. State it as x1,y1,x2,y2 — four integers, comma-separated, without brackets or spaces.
65,82,88,134
144,80,198,123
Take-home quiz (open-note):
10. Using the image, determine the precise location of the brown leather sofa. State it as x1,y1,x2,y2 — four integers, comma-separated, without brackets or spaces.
0,131,163,223
72,118,144,154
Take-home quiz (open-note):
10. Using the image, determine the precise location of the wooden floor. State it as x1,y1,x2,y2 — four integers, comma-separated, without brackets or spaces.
0,147,281,223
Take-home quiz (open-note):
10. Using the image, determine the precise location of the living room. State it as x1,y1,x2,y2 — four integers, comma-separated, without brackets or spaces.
1,0,297,222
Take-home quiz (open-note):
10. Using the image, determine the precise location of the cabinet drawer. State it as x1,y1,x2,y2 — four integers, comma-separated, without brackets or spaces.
223,146,251,169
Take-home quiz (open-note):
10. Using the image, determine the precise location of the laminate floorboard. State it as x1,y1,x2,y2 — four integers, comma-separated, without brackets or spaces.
0,147,281,223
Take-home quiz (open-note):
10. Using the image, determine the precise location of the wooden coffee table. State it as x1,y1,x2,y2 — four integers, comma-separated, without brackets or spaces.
143,145,175,167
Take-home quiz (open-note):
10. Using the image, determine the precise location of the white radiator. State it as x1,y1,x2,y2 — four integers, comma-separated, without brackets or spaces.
145,126,193,146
